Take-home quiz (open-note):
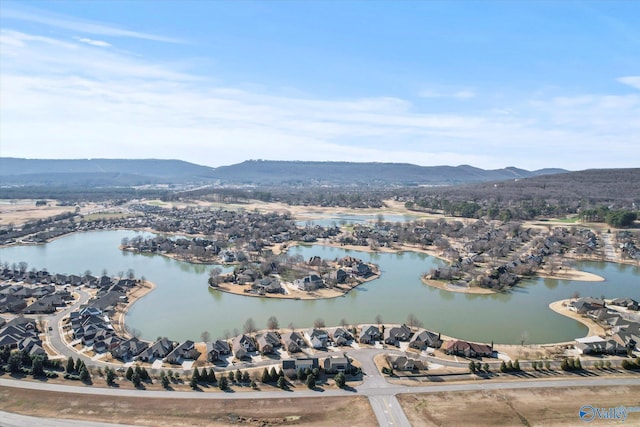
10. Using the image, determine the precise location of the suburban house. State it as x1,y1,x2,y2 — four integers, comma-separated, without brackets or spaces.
569,297,606,314
323,355,351,373
137,338,176,362
383,324,412,346
611,297,639,311
305,329,329,349
443,340,493,358
282,357,319,372
255,331,281,354
294,274,324,291
409,329,443,350
165,340,201,364
574,336,626,355
252,277,282,294
389,355,425,371
282,331,306,353
359,325,381,344
206,339,231,362
111,337,149,361
232,334,256,359
331,327,353,346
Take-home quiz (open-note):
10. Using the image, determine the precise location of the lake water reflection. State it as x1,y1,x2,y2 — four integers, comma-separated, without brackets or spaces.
1,230,638,344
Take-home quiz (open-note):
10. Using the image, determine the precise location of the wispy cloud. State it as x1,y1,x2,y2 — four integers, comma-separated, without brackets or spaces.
418,89,476,99
618,76,640,90
1,28,638,170
75,37,111,48
2,7,183,43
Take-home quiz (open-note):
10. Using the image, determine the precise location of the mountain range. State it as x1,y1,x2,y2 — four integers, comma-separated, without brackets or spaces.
0,157,567,187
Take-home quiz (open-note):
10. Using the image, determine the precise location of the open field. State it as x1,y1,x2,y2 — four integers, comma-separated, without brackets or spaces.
0,386,376,427
398,385,640,426
0,200,76,226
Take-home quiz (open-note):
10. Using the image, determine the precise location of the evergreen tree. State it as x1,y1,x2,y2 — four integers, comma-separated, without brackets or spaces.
218,375,228,390
269,367,278,382
228,370,235,383
468,361,476,373
105,367,116,386
161,374,170,389
66,357,75,373
8,352,21,373
277,376,287,389
513,359,520,371
209,368,217,384
236,369,242,384
242,371,250,384
140,367,150,381
306,373,316,389
131,372,142,387
125,366,134,380
75,358,84,372
262,368,270,383
574,358,582,370
334,372,346,388
506,361,513,371
31,355,45,377
500,361,507,372
193,367,201,383
483,363,490,372
297,368,306,381
79,366,90,383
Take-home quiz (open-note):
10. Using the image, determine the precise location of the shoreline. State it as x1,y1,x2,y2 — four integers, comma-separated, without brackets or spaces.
420,277,497,294
548,299,606,337
113,280,157,340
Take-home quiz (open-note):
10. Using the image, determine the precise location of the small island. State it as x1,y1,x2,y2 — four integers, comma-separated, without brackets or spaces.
209,254,379,300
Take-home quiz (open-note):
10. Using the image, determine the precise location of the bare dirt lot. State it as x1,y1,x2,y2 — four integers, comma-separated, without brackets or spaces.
0,200,75,226
398,385,640,426
0,386,376,426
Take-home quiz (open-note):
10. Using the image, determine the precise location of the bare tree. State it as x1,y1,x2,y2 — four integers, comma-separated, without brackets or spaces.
201,331,211,342
374,314,383,325
314,318,326,329
243,318,257,334
406,313,423,328
339,318,348,328
267,316,279,330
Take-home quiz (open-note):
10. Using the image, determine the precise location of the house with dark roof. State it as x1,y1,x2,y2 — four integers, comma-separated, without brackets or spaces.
383,324,412,346
324,355,351,373
255,331,281,354
359,325,381,344
443,340,493,358
111,337,149,361
137,338,176,362
206,339,231,362
305,329,329,349
165,340,200,364
294,274,324,291
331,328,353,346
282,331,306,353
232,334,256,359
409,329,442,350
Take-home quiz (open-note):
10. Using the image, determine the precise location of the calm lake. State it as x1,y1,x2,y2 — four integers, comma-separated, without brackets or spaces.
1,230,638,344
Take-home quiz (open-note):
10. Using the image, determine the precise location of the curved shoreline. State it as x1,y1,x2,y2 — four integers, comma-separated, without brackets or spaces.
548,299,606,337
420,277,496,294
114,280,156,339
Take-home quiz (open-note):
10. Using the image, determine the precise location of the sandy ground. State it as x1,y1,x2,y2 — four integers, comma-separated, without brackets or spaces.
0,386,376,427
548,300,607,337
0,200,76,226
420,277,496,295
536,268,605,282
398,385,640,426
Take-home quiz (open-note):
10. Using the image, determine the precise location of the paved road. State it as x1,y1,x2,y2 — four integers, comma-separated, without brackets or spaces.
369,395,411,427
0,411,137,427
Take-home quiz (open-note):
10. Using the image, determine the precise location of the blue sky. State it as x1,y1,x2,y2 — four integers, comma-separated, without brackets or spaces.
1,1,639,170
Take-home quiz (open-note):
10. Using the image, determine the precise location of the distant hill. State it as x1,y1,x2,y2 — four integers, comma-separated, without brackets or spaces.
0,158,566,187
418,168,640,205
0,158,217,186
210,160,566,186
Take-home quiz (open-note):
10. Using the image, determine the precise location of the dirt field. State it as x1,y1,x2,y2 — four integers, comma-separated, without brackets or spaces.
398,386,640,426
0,387,376,426
0,200,75,226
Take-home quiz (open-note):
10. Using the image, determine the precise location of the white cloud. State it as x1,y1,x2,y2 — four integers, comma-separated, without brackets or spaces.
618,76,640,90
75,37,112,48
419,89,476,99
1,28,638,170
2,7,182,43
